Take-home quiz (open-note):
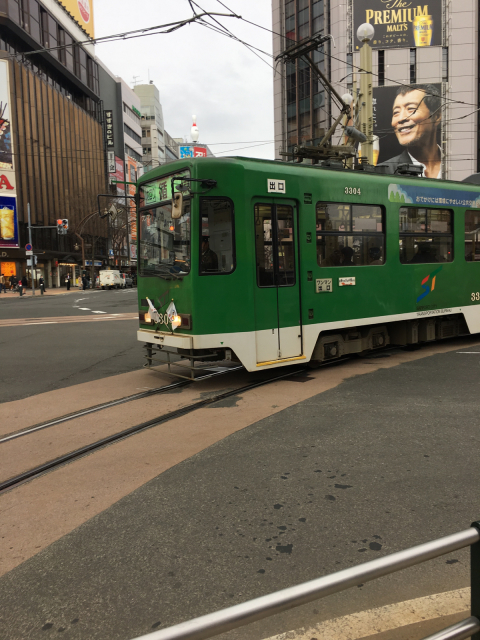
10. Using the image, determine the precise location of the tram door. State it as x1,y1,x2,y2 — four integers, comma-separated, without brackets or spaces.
254,200,302,363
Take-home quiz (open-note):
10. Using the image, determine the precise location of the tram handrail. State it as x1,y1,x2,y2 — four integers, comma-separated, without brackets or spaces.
131,522,480,640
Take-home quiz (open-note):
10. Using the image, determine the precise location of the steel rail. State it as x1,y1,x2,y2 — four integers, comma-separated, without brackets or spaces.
0,365,244,444
130,527,480,640
0,366,308,494
421,616,480,640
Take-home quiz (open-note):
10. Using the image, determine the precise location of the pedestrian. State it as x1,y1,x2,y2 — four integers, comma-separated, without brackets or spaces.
65,274,71,291
10,274,16,291
82,275,88,291
0,273,6,293
39,275,45,295
18,277,24,296
21,275,27,289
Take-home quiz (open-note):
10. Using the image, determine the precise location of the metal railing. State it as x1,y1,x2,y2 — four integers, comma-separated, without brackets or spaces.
131,522,480,640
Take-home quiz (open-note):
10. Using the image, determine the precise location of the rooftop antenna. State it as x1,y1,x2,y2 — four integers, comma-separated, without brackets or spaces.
132,75,142,86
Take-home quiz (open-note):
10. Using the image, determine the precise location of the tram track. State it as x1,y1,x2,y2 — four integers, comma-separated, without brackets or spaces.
0,365,311,495
0,365,243,445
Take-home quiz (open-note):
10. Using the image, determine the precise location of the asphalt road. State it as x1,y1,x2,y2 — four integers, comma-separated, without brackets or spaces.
0,345,478,640
0,289,141,401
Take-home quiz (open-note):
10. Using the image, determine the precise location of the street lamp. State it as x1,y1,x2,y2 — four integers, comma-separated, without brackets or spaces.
357,23,375,165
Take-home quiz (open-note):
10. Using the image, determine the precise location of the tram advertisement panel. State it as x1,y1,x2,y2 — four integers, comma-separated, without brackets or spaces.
373,83,442,177
353,0,442,50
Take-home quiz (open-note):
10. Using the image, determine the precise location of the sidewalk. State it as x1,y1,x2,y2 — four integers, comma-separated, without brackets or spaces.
0,287,83,298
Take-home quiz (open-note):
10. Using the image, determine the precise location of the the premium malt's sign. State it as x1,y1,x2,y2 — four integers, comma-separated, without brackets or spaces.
353,0,442,50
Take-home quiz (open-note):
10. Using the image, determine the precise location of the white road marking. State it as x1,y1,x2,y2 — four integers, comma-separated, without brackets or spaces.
24,321,57,325
75,298,87,302
457,351,480,353
78,308,91,311
92,311,107,314
265,588,470,640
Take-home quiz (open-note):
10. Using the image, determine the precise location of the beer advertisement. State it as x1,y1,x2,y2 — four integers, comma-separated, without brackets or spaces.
353,0,442,50
372,83,442,178
0,60,19,248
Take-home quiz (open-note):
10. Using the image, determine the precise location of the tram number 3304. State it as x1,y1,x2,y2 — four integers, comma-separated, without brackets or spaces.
471,292,480,301
344,187,361,195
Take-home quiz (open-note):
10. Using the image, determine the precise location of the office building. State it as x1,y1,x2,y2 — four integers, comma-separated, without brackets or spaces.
0,0,107,287
272,0,479,181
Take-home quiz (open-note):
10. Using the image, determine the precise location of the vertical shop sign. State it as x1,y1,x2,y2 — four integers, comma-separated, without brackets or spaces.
0,59,19,249
105,110,114,147
126,156,137,260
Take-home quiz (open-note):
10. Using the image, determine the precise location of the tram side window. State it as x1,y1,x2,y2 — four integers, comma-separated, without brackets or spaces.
399,207,453,263
200,198,235,275
316,202,385,266
465,210,480,261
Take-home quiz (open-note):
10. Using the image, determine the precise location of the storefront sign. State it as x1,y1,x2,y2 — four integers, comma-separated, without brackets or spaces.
353,0,442,50
107,151,115,174
105,110,114,148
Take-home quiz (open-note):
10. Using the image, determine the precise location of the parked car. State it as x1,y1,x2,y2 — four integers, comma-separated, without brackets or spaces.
98,270,123,289
120,273,134,288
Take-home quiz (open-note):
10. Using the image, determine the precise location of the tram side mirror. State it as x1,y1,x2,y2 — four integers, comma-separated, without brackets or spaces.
172,192,183,219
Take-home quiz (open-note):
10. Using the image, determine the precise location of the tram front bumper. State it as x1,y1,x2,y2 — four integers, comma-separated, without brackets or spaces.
137,329,193,351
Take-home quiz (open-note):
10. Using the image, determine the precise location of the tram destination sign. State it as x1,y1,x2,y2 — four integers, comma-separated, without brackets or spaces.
141,170,190,206
353,0,442,50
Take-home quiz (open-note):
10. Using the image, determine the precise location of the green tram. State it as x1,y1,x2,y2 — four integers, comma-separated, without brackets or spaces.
136,156,480,375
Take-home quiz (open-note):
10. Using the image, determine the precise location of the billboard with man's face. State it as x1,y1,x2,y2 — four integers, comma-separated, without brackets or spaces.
353,0,442,50
373,83,442,179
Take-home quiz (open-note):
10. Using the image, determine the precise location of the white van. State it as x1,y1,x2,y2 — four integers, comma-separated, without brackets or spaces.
98,270,123,290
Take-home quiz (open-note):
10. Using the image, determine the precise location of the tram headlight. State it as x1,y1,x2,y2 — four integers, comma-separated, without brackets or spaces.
171,314,181,330
139,311,152,324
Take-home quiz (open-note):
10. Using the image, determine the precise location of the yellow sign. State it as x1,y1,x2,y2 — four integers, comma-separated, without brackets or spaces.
0,262,16,277
57,0,94,38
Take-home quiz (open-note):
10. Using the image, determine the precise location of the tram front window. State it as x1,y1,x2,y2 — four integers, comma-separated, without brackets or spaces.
139,201,191,277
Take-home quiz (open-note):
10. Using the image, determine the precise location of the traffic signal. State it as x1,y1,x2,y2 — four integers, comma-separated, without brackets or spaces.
57,219,68,234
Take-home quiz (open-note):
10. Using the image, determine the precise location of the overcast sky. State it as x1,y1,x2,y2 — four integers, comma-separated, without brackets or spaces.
94,0,276,160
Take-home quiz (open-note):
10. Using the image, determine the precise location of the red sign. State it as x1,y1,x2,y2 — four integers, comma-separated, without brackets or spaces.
114,156,125,194
193,147,207,158
0,174,14,190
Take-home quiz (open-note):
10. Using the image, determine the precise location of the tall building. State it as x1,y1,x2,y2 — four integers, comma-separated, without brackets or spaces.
0,0,107,287
97,64,143,266
134,82,166,170
272,0,479,181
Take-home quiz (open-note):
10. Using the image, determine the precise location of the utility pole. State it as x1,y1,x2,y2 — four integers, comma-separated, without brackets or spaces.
27,202,35,297
357,23,375,165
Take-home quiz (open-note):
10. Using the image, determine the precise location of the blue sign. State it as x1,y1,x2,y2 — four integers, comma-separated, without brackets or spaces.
179,146,194,159
388,183,480,209
109,249,114,256
25,243,32,251
0,195,19,248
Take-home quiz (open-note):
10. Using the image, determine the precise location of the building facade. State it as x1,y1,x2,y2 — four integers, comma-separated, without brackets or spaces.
273,0,479,182
0,0,108,287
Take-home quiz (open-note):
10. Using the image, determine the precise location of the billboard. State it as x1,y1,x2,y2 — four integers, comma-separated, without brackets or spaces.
179,145,208,158
373,83,442,178
57,0,94,38
0,60,18,248
353,0,442,50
